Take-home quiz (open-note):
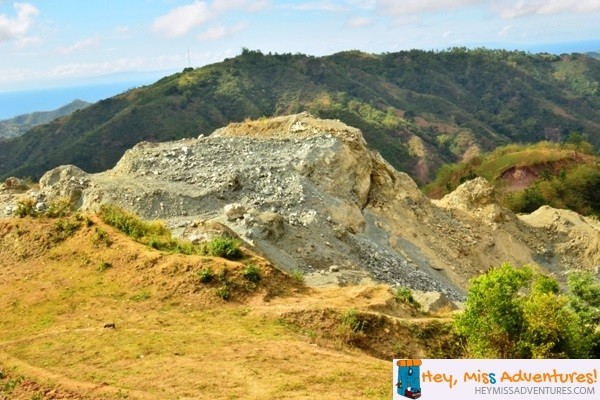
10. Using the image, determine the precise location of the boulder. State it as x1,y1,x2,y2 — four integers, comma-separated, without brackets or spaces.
1,177,28,192
224,203,246,221
411,291,459,313
39,165,89,206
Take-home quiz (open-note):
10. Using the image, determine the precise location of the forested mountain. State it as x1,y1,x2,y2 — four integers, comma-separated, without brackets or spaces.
1,48,599,181
0,99,91,140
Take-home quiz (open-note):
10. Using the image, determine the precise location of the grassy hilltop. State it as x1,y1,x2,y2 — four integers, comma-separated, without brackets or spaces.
426,139,600,216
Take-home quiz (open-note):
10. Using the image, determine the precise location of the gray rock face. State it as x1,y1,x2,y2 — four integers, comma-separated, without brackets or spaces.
4,113,598,300
39,165,90,206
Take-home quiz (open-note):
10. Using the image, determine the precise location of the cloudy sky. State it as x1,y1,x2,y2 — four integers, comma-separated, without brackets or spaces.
1,0,599,91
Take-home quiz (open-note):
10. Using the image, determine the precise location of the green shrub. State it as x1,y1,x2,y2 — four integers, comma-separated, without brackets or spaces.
218,268,228,282
567,271,600,357
290,269,304,283
216,284,230,300
45,198,73,218
198,267,214,283
204,236,242,260
340,308,366,333
98,204,199,254
98,204,168,239
1,375,24,394
54,218,82,240
395,287,421,309
130,290,151,302
30,392,44,400
454,263,596,358
92,228,112,246
337,308,369,345
14,198,37,218
243,264,261,283
97,261,112,272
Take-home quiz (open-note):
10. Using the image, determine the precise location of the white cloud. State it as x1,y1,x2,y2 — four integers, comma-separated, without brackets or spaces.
152,1,212,37
15,34,42,48
347,17,372,28
498,0,600,19
498,25,511,36
0,2,39,43
58,36,101,55
211,0,269,13
375,0,600,20
377,0,479,15
288,1,344,11
46,58,147,79
196,22,245,41
152,0,268,37
443,30,452,38
115,25,130,34
346,0,376,10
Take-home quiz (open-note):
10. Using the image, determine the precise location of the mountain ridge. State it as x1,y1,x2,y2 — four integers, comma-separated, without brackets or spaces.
1,48,599,181
0,99,91,140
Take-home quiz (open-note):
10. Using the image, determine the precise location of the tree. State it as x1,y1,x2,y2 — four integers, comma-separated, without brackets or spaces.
454,263,596,358
567,271,600,357
455,263,532,358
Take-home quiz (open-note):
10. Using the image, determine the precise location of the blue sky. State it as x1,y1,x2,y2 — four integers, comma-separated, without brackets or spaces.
0,0,599,91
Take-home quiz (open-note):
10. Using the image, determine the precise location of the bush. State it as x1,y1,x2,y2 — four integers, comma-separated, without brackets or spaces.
216,284,230,300
454,263,595,358
13,198,75,218
97,261,112,272
243,264,261,283
92,228,112,246
54,218,82,240
198,267,214,283
45,198,73,218
14,198,37,218
395,287,421,309
337,308,368,345
204,236,242,260
98,204,168,239
290,269,304,283
340,308,366,333
510,186,547,213
98,204,199,254
567,271,600,357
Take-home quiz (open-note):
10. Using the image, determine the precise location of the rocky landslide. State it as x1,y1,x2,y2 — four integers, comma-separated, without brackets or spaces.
2,113,599,300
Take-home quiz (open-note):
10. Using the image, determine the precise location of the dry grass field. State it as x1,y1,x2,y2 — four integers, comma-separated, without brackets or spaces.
0,215,456,399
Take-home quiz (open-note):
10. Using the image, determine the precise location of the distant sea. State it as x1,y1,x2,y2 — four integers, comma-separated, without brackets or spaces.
0,81,152,120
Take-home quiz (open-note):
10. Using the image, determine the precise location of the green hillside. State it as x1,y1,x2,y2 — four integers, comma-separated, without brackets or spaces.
1,48,599,181
426,139,600,216
0,99,91,140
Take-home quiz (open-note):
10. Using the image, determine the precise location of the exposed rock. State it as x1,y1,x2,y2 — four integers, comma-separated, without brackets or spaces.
2,113,598,299
519,206,600,271
1,177,28,192
412,290,459,313
254,211,285,239
224,203,246,221
433,177,507,225
39,165,90,206
181,221,238,244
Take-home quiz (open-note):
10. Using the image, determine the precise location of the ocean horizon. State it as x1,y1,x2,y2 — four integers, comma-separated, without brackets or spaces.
0,80,153,120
